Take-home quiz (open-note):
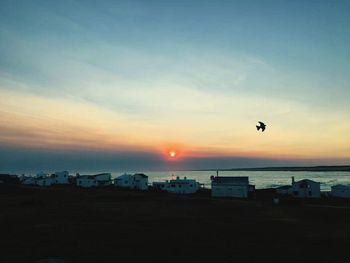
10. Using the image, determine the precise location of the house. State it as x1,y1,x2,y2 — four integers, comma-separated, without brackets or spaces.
152,176,200,194
94,173,112,186
21,176,37,185
76,175,97,188
36,177,55,186
291,177,320,198
133,173,148,190
211,176,249,198
276,185,292,195
331,185,350,198
114,173,149,190
52,171,70,184
35,172,55,186
114,173,134,188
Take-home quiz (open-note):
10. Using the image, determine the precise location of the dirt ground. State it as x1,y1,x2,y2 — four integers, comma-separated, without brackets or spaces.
1,185,350,263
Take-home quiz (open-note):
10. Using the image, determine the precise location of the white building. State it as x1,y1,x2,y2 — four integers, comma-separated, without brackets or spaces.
36,177,55,187
114,173,149,190
211,176,249,198
331,185,350,198
52,171,70,184
21,176,37,185
291,177,320,198
94,173,112,186
35,172,55,186
76,175,97,188
133,173,148,190
114,174,134,188
152,176,200,194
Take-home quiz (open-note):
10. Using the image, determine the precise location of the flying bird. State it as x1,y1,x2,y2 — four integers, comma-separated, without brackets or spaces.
256,121,266,132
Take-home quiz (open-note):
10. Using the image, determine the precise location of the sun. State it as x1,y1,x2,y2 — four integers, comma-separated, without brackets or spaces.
169,151,176,158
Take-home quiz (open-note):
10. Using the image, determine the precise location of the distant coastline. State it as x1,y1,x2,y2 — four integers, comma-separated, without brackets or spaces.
192,165,350,172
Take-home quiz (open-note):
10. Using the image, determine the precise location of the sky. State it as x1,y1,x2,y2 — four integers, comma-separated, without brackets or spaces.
1,0,350,172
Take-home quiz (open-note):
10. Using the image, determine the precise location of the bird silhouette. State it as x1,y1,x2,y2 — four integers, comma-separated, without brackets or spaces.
256,121,266,132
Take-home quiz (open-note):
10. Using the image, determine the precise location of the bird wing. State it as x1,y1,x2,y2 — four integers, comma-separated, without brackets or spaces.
258,121,265,126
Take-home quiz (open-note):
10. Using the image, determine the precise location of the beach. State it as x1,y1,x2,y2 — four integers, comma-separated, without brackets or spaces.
1,184,350,263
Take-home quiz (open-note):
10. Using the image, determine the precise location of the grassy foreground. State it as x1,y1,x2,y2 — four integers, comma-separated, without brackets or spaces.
1,185,350,263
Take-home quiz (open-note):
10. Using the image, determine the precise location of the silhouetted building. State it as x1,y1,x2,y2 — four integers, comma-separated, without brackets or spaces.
211,176,249,198
114,173,148,190
76,175,97,188
331,184,350,198
291,177,320,198
52,171,70,184
152,176,200,194
0,174,20,185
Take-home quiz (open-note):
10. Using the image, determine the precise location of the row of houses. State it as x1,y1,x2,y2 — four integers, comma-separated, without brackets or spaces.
12,172,350,199
276,176,350,198
19,172,149,190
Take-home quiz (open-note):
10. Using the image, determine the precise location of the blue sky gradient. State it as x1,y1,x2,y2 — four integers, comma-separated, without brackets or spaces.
1,0,350,171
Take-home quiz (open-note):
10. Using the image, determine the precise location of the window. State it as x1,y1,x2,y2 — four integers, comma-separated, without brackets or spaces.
308,191,312,196
190,184,193,187
293,191,298,196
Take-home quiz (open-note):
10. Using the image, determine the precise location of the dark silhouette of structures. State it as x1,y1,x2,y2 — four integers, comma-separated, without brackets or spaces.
256,121,266,132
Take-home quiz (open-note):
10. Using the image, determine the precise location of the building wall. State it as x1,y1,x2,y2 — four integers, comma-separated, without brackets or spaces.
54,171,69,184
95,174,111,182
292,181,320,198
134,176,148,190
331,186,350,198
36,178,55,187
114,174,134,188
211,184,248,198
77,179,97,188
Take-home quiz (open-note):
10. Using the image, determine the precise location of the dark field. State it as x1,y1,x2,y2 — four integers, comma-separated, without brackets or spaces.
1,185,350,263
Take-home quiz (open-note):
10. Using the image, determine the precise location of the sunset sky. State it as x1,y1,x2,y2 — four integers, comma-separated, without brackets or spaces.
1,0,350,172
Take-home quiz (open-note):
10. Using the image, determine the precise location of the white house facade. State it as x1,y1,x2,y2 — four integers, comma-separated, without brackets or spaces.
331,185,350,198
52,171,70,184
133,173,148,190
21,176,37,185
36,177,55,187
114,173,149,190
291,178,320,198
211,176,249,198
114,174,134,188
94,173,112,186
76,175,97,188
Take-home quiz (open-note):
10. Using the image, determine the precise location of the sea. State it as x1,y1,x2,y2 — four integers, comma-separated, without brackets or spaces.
107,170,349,191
